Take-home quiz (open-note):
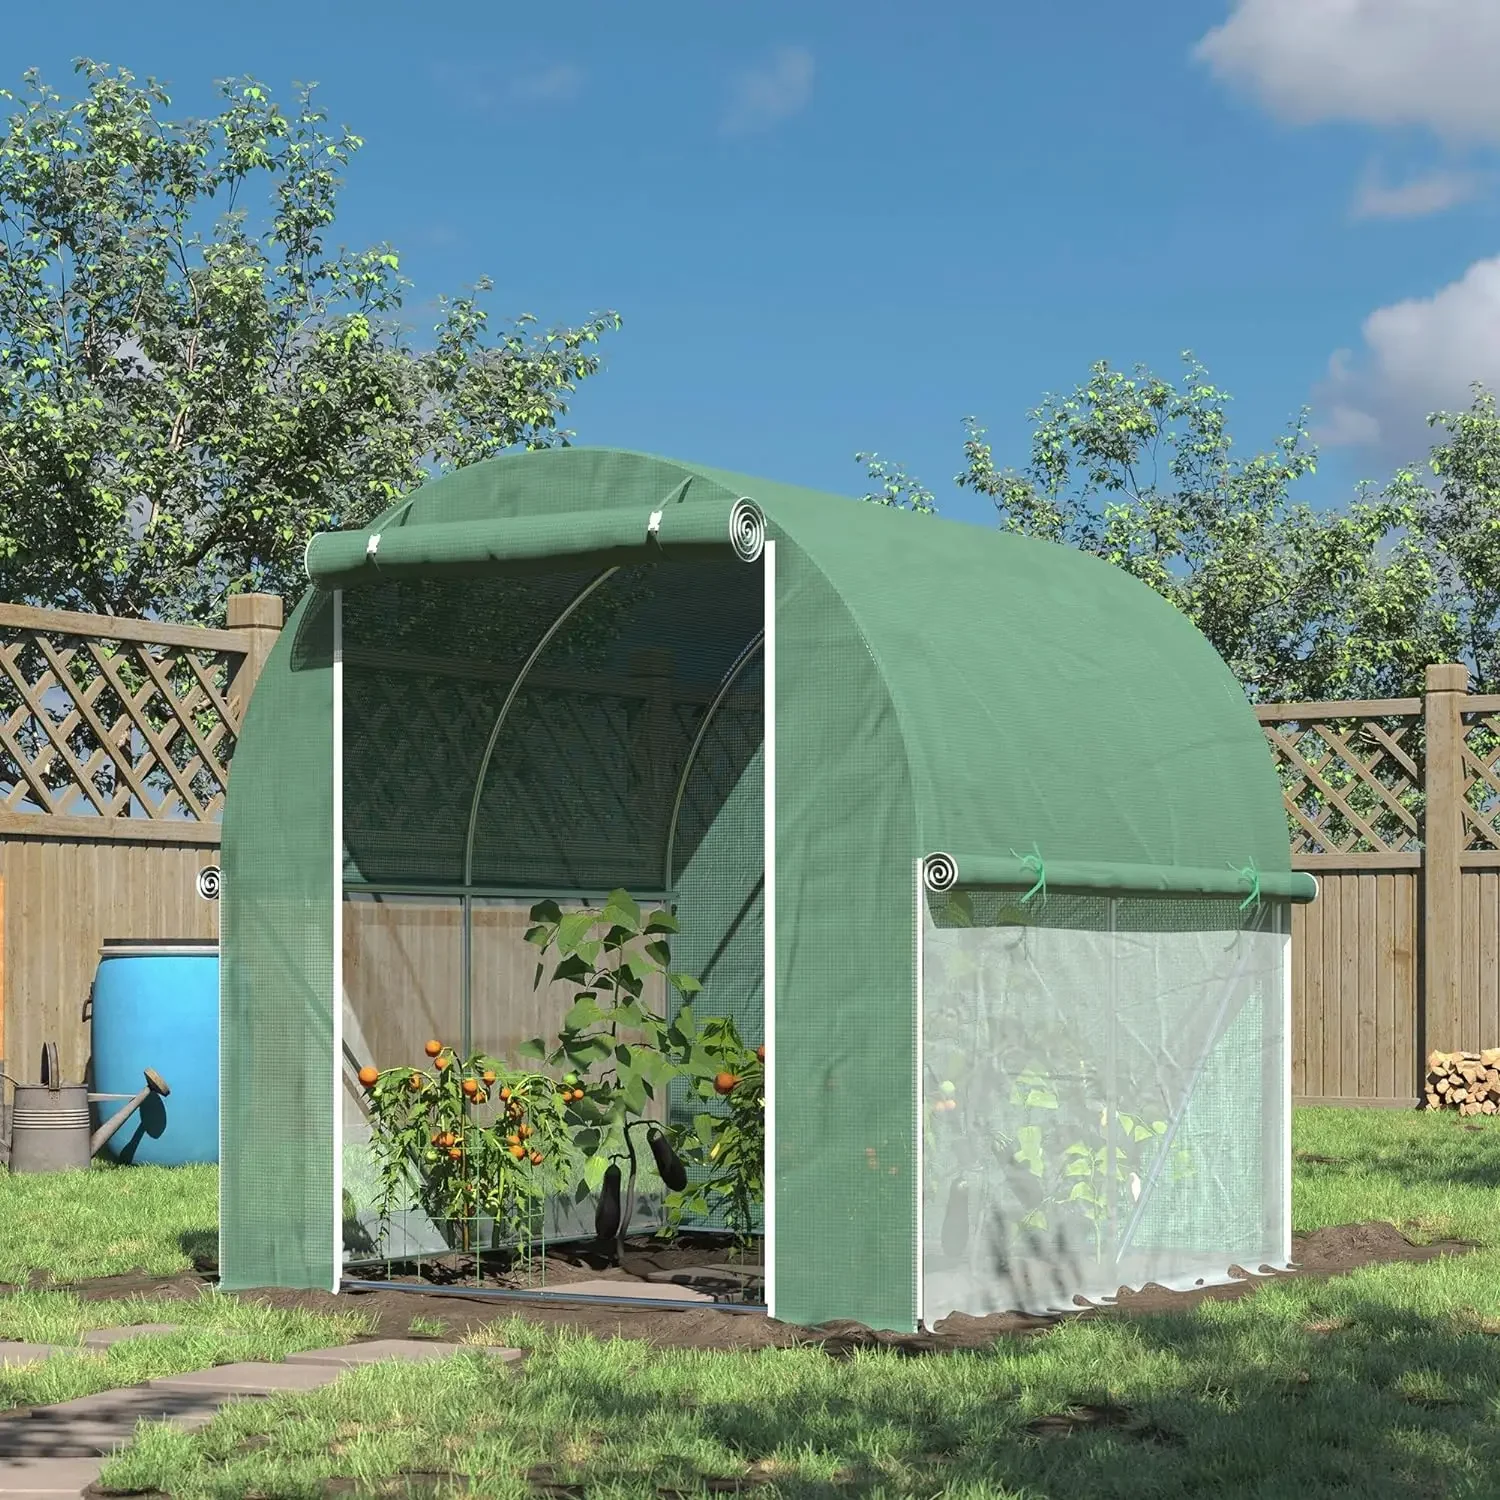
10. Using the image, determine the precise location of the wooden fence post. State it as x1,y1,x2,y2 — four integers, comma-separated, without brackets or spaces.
1422,663,1470,1056
226,593,285,724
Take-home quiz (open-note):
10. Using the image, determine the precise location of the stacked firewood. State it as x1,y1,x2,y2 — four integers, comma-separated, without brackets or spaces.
1424,1050,1500,1115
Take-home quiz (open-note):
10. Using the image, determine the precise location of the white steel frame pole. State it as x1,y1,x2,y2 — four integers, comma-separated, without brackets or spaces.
762,542,778,1320
1282,902,1294,1267
913,859,925,1331
331,590,345,1295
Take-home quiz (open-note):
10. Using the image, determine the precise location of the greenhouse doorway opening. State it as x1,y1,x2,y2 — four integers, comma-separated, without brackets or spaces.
334,551,771,1309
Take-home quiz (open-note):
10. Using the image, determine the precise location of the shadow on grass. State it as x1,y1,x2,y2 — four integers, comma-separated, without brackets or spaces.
1296,1123,1500,1194
177,1229,217,1271
517,1293,1500,1498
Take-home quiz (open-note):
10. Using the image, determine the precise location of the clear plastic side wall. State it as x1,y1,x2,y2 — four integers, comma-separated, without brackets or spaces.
920,889,1288,1322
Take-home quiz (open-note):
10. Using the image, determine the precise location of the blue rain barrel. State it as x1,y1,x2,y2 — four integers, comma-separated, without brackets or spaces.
90,940,219,1167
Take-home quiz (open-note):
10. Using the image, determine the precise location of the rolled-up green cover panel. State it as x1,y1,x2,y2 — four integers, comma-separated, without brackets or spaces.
923,851,1317,903
305,497,765,589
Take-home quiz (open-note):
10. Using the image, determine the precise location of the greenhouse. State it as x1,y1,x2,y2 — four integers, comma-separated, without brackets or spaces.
218,446,1316,1333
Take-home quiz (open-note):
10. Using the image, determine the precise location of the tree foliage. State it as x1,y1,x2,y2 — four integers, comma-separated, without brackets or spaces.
855,450,936,514
864,354,1496,701
0,60,619,622
1388,386,1500,695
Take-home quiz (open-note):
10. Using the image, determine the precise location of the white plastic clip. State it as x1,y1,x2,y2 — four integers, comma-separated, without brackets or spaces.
365,533,381,559
647,510,663,538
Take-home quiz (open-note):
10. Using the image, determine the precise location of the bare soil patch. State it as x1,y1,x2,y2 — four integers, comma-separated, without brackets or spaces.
24,1222,1470,1357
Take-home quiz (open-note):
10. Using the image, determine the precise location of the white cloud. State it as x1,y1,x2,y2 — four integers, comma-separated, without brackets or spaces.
1196,0,1500,143
509,65,584,104
1314,255,1500,459
722,46,815,137
430,62,584,113
1351,165,1484,220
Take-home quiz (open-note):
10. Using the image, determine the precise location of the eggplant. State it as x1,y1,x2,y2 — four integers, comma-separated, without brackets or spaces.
941,1180,971,1260
648,1128,689,1192
595,1162,623,1247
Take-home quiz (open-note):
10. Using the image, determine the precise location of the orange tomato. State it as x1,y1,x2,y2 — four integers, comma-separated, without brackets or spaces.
424,1040,443,1058
358,1066,379,1088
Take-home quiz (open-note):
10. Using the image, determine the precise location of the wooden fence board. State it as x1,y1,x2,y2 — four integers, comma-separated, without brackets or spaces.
0,596,281,1090
0,834,220,1087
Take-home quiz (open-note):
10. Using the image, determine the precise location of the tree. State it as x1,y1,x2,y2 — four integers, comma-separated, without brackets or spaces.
0,60,620,624
1386,385,1500,693
863,355,1461,702
855,451,936,514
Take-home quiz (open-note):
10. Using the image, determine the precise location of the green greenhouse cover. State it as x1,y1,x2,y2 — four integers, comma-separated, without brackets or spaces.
302,445,1301,892
220,445,1306,1332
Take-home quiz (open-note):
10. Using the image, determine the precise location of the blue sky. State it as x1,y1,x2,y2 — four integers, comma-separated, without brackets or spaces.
7,0,1500,528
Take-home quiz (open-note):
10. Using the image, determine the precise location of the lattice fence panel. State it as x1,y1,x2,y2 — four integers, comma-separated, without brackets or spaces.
1258,712,1425,859
0,622,244,823
1461,705,1500,855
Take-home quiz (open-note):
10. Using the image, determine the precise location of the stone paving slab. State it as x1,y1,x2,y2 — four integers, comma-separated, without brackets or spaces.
0,1336,518,1478
700,1263,766,1281
0,1387,230,1457
285,1338,522,1368
149,1361,341,1395
643,1266,762,1292
0,1454,103,1497
81,1324,180,1349
0,1349,62,1370
543,1278,713,1304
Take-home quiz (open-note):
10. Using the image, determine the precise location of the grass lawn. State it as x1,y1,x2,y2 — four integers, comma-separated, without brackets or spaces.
0,1159,217,1284
0,1288,369,1415
0,1109,1482,1496
93,1255,1500,1499
26,1107,1486,1499
1293,1106,1500,1247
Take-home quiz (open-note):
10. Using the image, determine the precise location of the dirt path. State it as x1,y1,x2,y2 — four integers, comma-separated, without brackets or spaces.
17,1222,1469,1357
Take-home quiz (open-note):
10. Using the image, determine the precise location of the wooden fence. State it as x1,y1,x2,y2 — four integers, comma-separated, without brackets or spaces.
1258,665,1500,1107
2,585,1497,1110
0,595,283,1089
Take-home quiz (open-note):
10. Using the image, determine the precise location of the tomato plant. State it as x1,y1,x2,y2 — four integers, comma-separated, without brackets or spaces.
360,889,768,1262
360,1042,577,1258
518,889,703,1199
666,1016,764,1246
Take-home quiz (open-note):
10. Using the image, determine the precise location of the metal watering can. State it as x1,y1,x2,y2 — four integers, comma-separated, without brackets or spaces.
0,1042,170,1174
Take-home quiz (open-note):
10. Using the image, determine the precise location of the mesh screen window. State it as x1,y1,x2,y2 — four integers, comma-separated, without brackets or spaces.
920,888,1289,1322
